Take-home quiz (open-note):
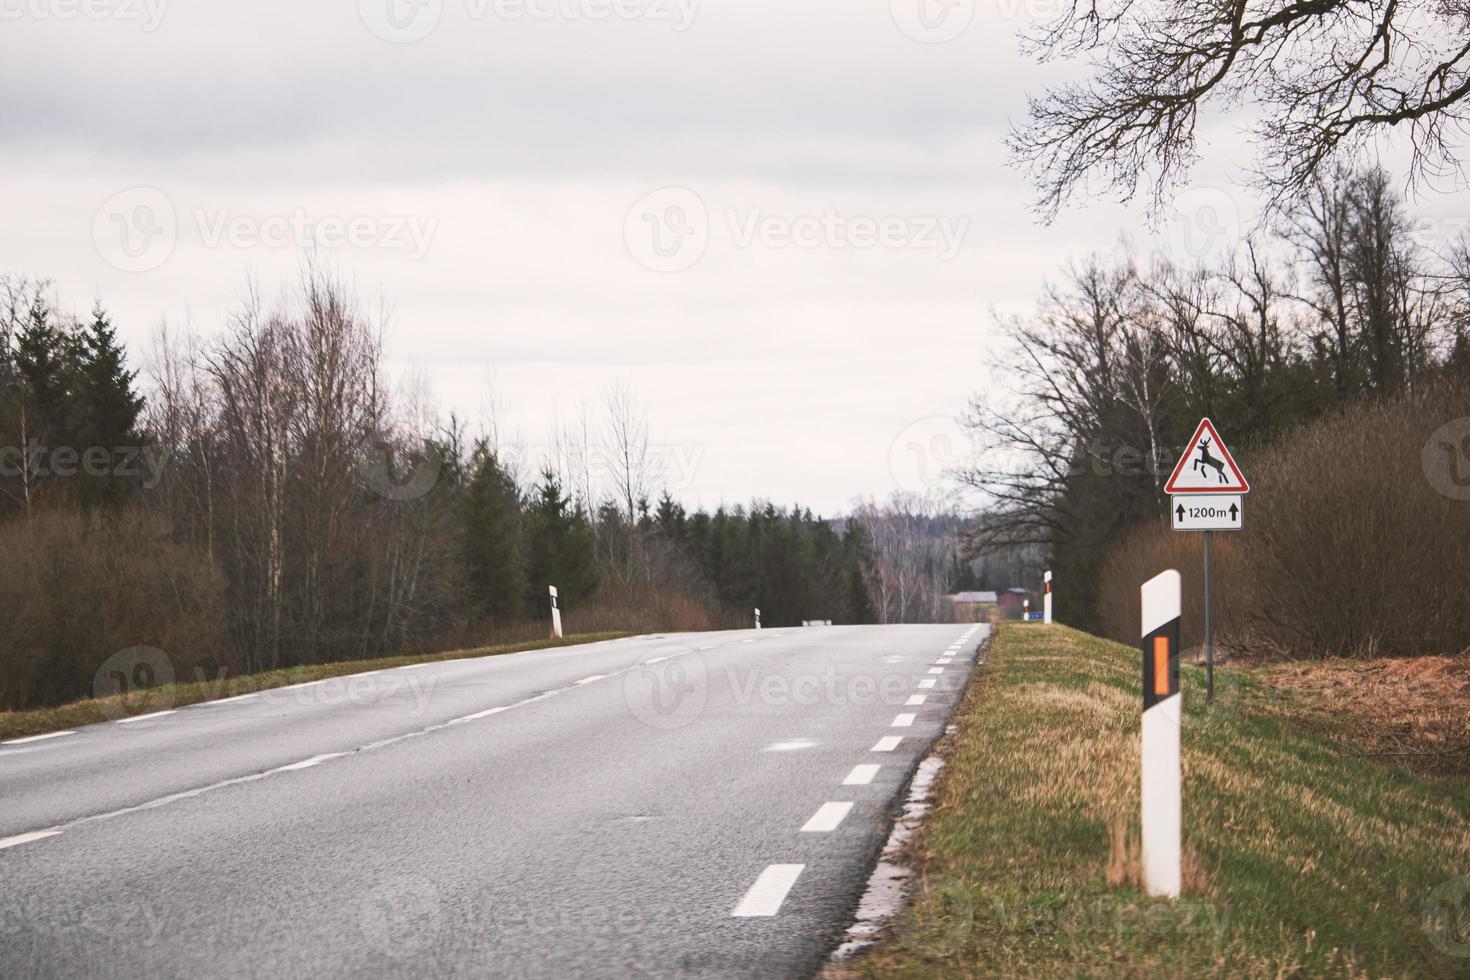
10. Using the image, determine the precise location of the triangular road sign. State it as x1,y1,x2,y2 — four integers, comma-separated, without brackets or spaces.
1165,418,1250,494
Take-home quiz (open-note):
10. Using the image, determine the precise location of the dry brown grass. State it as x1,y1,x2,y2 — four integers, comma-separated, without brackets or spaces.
1262,654,1470,775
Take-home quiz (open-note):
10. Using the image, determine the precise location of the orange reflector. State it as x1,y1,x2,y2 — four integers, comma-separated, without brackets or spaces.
1153,637,1170,696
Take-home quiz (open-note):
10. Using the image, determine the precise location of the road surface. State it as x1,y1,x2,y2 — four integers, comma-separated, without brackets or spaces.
0,623,987,978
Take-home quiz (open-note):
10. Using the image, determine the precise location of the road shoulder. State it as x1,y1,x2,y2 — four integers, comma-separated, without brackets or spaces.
832,623,1470,978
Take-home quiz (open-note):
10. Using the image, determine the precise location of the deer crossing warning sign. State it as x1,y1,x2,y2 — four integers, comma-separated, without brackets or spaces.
1164,418,1250,495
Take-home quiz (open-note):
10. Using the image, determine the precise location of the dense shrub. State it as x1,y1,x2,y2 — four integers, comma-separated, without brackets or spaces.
1099,380,1470,660
0,507,229,710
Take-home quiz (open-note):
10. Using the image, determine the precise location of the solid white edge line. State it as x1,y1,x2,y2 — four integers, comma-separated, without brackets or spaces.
0,830,62,850
115,710,176,725
800,802,854,833
731,864,805,917
843,764,881,785
917,679,936,690
892,713,916,727
575,674,608,685
2,731,76,745
871,736,902,752
906,695,926,706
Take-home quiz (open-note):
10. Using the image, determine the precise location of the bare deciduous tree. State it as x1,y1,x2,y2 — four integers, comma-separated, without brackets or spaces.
1010,2,1470,218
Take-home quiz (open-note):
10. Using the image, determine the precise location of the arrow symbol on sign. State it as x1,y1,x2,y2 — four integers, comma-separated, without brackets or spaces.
1229,502,1239,520
1175,503,1185,522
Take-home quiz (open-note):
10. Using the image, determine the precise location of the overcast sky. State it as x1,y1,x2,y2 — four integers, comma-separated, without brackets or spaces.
4,0,1433,515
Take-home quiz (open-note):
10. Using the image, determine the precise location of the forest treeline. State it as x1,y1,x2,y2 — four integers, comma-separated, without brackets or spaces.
965,165,1470,653
0,268,971,711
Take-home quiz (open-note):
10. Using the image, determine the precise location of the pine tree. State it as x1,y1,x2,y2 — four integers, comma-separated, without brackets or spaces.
73,306,145,508
462,443,527,623
13,300,72,443
8,301,75,509
523,469,598,614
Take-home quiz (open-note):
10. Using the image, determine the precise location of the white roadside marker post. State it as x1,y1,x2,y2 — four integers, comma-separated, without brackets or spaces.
1043,570,1053,624
549,585,563,639
1140,569,1182,898
754,607,762,630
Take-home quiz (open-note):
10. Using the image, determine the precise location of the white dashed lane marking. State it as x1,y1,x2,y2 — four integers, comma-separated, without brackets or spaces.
0,830,62,851
905,695,926,706
927,668,944,675
871,736,902,752
800,802,853,833
843,764,880,785
917,678,936,690
892,713,916,727
731,864,805,917
763,739,816,752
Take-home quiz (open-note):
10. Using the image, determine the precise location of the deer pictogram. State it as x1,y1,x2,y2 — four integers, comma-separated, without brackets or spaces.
1192,438,1227,483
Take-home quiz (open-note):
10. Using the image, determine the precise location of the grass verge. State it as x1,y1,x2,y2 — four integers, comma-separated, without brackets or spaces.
0,632,632,743
847,624,1470,979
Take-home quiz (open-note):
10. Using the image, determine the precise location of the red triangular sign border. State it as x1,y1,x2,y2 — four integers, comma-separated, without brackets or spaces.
1164,418,1250,494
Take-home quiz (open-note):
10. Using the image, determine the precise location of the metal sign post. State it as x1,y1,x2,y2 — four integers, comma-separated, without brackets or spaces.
1165,418,1249,707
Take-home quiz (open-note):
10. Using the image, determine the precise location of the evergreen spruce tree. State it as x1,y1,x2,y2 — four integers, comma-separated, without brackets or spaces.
462,443,528,622
523,469,598,614
10,301,75,506
73,306,145,508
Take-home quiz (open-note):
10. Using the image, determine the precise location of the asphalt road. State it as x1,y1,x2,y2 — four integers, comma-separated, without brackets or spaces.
0,623,988,979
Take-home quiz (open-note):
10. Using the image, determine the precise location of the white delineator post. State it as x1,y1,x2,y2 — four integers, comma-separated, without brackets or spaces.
1140,570,1182,898
754,608,762,630
549,585,563,639
1043,570,1053,624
